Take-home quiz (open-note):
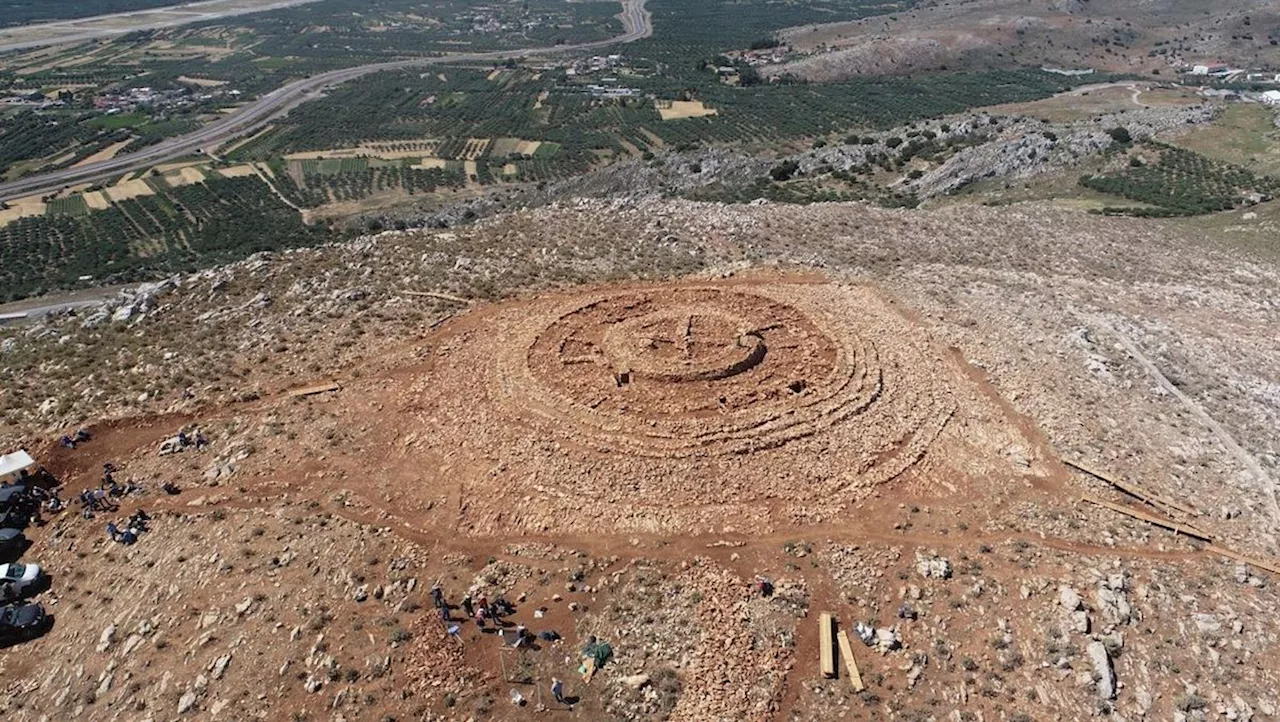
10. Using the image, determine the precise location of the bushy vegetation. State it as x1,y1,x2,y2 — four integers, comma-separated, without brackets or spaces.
279,165,467,208
1081,142,1280,217
0,111,132,176
0,176,329,301
234,65,1092,187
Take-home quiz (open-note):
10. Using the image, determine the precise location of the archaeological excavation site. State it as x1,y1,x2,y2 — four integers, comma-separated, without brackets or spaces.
0,199,1278,721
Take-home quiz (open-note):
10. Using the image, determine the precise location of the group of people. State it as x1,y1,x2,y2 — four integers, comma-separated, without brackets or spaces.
78,463,143,518
57,429,92,450
106,510,150,545
159,427,208,456
2,468,63,528
428,582,579,709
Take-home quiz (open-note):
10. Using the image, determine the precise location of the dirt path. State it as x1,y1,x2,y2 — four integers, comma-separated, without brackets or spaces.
249,162,302,211
1088,313,1280,530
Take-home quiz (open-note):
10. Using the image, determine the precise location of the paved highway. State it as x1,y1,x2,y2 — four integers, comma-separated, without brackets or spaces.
0,0,652,204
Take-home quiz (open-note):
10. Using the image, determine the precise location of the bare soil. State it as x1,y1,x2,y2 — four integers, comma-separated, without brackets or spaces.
1,198,1278,721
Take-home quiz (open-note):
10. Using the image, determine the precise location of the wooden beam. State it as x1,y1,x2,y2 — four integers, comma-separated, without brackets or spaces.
1065,459,1200,518
836,629,865,692
1207,545,1280,576
1080,494,1213,542
819,612,835,679
286,382,341,398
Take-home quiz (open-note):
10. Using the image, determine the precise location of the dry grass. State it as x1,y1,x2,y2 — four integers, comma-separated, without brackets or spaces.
104,178,155,201
656,100,718,121
176,75,229,87
217,164,257,178
82,191,111,210
0,195,46,225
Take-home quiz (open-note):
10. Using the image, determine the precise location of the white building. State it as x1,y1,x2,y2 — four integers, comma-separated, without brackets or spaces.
1191,63,1229,75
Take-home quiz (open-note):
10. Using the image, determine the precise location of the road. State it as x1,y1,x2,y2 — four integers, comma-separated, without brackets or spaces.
0,0,652,204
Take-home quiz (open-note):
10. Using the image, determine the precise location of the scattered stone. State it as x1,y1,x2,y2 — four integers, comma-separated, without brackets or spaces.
98,624,117,653
915,554,952,579
1086,641,1116,700
1059,586,1083,612
1192,613,1222,634
621,674,651,689
211,654,232,681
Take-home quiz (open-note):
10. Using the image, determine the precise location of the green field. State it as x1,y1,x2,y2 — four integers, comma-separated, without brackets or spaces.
0,175,329,303
1081,142,1280,217
1169,104,1280,178
89,112,149,129
46,195,89,217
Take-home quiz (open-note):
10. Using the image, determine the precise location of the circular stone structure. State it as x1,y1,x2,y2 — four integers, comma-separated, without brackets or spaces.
407,280,979,535
500,286,909,457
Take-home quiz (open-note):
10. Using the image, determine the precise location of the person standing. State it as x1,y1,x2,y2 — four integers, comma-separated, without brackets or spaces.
551,677,566,706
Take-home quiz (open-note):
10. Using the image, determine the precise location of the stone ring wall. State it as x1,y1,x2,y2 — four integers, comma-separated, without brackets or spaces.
495,286,949,465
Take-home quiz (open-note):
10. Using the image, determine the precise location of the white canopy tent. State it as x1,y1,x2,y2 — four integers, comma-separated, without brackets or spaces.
0,450,35,480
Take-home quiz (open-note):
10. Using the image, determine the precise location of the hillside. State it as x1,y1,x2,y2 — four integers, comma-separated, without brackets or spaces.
1,196,1278,720
770,0,1280,81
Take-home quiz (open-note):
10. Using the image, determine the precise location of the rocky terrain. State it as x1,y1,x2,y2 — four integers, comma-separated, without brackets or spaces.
769,0,1280,82
1,191,1279,721
416,91,1221,216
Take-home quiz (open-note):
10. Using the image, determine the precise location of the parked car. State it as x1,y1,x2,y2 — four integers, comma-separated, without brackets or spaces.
0,484,28,505
0,602,49,644
0,528,24,556
0,563,45,602
0,510,26,531
0,486,32,517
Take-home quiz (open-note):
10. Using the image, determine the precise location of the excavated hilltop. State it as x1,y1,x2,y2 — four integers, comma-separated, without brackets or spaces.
0,197,1278,721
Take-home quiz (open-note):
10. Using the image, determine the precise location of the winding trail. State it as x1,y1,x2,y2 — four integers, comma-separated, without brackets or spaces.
0,0,652,203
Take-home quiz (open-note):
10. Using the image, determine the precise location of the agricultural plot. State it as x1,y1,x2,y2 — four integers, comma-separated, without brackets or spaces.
0,110,131,177
279,164,466,208
252,61,1097,197
1168,104,1280,178
0,196,46,225
1081,142,1280,217
46,195,90,217
0,175,328,302
655,100,717,120
460,138,491,160
216,164,259,178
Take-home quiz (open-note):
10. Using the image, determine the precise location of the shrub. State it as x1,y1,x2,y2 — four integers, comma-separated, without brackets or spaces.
769,160,800,182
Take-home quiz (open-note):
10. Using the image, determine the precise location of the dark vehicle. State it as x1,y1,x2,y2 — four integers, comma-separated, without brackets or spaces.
0,602,50,645
0,485,28,504
0,528,26,559
0,510,26,531
0,486,32,517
